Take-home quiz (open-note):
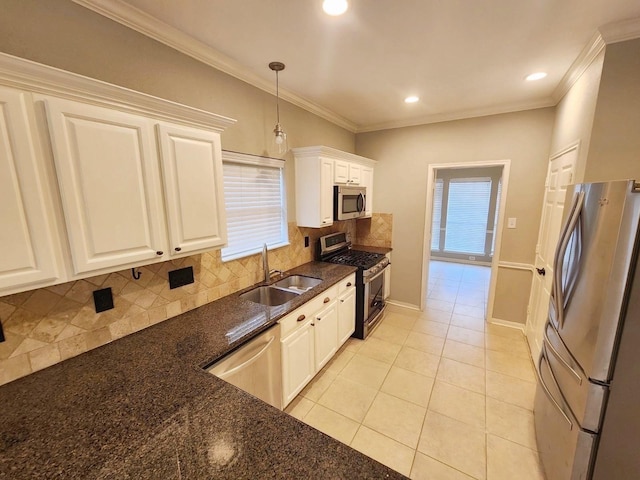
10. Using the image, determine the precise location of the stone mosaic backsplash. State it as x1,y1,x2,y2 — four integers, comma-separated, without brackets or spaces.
356,213,393,248
0,215,391,386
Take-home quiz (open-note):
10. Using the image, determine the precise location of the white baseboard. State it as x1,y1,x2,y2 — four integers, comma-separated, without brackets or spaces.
386,300,421,313
489,317,526,332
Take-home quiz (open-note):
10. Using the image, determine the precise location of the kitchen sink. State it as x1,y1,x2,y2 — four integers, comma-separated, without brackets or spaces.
273,275,322,293
239,286,298,306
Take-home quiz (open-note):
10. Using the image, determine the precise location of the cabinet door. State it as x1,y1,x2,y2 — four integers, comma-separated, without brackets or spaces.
0,87,61,291
348,163,361,185
334,159,349,184
281,320,315,407
320,158,334,226
43,97,166,274
338,289,356,345
361,166,374,217
314,301,338,371
157,123,227,255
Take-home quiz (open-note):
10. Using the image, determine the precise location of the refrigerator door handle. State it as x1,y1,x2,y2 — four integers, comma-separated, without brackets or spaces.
543,325,583,385
536,346,574,430
553,190,585,329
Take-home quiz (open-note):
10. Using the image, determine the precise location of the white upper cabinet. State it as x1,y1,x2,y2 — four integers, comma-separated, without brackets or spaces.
157,123,227,255
334,159,361,185
0,86,61,292
293,146,376,228
43,97,167,274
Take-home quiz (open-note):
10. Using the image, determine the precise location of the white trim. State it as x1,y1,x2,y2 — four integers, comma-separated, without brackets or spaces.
552,32,606,103
72,0,357,133
0,52,236,131
356,98,556,133
599,16,640,44
549,140,581,162
385,300,421,312
498,261,534,272
222,150,285,168
291,145,377,167
422,160,511,324
488,317,526,333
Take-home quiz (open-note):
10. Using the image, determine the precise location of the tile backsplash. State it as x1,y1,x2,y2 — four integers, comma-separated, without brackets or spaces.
0,215,391,386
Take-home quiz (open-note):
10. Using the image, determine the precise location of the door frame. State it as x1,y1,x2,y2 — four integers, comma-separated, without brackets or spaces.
420,159,511,321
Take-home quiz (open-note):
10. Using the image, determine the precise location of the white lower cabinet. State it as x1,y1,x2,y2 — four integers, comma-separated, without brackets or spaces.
313,301,338,371
281,318,315,407
280,273,356,408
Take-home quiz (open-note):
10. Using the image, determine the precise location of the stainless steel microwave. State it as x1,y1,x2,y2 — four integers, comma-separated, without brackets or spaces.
334,186,366,220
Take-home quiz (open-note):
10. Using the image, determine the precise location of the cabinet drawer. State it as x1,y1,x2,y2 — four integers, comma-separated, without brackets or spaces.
338,273,356,295
280,285,339,338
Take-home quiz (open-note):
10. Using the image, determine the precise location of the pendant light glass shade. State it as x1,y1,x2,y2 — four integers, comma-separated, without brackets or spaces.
269,62,288,155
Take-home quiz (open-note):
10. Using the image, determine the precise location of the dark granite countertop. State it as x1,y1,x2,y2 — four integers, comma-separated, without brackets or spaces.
352,244,393,255
0,262,406,479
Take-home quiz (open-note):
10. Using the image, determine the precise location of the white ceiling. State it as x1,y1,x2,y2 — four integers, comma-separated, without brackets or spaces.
76,0,640,132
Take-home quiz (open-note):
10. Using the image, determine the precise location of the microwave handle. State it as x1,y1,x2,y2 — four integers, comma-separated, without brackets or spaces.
358,192,366,213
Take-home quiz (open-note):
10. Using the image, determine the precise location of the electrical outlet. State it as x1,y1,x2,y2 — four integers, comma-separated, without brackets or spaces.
169,266,194,289
93,287,114,313
304,236,310,248
507,217,517,229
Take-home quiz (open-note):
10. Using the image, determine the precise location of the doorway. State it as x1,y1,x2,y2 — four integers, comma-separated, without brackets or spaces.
421,160,511,322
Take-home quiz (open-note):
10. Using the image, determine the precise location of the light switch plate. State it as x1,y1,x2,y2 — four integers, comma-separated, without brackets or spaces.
507,217,517,229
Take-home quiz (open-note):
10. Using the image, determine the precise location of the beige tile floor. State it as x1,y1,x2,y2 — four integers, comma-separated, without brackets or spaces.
285,261,545,480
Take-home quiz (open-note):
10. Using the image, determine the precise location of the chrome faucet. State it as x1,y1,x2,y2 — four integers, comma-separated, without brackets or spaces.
262,243,269,283
262,243,283,283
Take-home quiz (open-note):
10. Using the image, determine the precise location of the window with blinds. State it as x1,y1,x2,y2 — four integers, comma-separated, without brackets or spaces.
221,151,288,261
444,178,491,254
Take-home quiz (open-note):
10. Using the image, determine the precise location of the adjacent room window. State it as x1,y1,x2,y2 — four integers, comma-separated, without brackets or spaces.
431,167,503,263
221,151,288,261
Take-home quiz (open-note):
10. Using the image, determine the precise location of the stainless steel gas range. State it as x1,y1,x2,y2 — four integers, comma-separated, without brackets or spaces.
319,232,390,339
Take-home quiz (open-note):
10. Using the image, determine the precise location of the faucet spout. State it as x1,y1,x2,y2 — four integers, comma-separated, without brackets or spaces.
262,243,269,283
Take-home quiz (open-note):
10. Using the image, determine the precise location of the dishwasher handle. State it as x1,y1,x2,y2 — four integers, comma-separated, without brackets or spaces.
212,335,275,380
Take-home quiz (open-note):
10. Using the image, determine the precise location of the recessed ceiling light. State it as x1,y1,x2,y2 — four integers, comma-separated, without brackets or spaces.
526,72,547,81
323,0,348,16
404,96,420,104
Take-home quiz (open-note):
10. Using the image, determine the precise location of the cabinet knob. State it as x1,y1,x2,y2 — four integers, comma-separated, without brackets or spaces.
175,247,182,252
346,282,352,287
340,299,345,303
156,251,164,256
323,297,330,304
297,315,306,322
316,317,321,321
311,323,315,326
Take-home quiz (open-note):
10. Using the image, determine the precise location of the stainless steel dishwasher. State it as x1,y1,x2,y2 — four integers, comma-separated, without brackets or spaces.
206,324,282,410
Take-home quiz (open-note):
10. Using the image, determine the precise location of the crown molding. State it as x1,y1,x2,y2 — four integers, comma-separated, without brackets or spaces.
0,52,236,131
72,0,358,133
291,145,377,166
599,16,640,44
355,98,556,134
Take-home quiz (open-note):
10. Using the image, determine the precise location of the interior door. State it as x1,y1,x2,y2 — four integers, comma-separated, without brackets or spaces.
526,148,577,358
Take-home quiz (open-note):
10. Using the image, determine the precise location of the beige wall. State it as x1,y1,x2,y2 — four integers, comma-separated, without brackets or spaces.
356,108,556,323
0,0,355,221
549,50,605,182
585,38,640,182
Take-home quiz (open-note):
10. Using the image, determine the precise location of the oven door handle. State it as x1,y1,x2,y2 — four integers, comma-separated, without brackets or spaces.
364,263,389,283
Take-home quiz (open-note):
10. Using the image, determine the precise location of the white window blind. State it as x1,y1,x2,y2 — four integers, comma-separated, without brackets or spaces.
221,151,288,261
444,178,491,255
431,179,444,250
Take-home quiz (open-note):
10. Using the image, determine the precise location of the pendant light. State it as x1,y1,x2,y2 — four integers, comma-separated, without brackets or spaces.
269,61,288,154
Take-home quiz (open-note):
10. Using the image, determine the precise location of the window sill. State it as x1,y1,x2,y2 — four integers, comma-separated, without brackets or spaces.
221,241,291,263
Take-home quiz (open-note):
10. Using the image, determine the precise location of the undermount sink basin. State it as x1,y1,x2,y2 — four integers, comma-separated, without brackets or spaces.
239,286,298,306
272,275,323,293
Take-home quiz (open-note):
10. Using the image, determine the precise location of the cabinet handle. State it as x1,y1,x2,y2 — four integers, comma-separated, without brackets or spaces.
346,282,352,287
175,247,182,252
297,315,306,322
323,297,330,303
156,251,164,256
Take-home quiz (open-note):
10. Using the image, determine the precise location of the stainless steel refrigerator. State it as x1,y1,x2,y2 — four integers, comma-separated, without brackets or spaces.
534,180,640,480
